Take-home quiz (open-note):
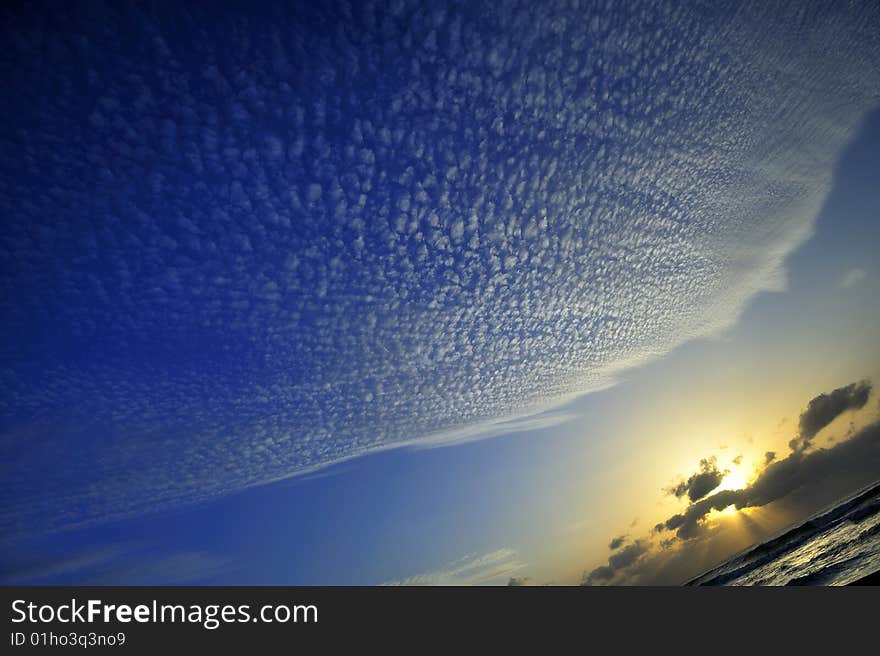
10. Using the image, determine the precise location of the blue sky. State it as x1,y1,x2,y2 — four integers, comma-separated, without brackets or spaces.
1,1,879,585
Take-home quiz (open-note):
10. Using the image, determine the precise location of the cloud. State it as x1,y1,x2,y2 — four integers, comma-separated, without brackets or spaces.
674,421,880,541
789,380,872,451
588,381,880,583
90,551,230,585
608,535,628,550
2,2,880,535
506,576,531,586
609,419,880,580
584,565,615,584
666,456,726,502
0,546,127,584
841,268,867,288
658,381,875,540
583,540,649,585
404,410,578,449
663,490,746,540
382,548,525,586
0,544,229,585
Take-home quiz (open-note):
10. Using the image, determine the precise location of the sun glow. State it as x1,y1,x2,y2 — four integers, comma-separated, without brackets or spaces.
705,503,739,522
715,467,749,493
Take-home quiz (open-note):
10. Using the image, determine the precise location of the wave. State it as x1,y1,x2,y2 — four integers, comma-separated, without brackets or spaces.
688,480,880,586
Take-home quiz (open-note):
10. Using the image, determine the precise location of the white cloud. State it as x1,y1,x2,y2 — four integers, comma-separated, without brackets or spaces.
842,268,867,288
382,548,525,586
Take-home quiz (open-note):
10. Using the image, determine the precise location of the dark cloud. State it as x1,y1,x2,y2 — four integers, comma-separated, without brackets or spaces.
588,381,878,583
667,419,880,540
667,490,744,540
666,456,726,502
789,380,872,451
663,514,686,532
657,513,685,531
668,482,687,498
608,535,627,550
658,381,876,540
507,577,530,586
583,565,615,585
583,541,649,585
609,541,649,569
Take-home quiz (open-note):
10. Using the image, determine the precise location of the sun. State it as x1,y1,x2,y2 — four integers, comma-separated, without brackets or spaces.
715,468,748,493
704,465,750,519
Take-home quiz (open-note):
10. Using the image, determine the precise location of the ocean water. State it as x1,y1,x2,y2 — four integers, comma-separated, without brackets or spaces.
688,481,880,586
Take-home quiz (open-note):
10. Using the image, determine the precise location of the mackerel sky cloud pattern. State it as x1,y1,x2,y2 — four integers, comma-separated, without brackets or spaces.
1,1,879,533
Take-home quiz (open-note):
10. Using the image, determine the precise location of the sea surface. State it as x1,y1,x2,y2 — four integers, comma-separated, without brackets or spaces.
688,481,880,586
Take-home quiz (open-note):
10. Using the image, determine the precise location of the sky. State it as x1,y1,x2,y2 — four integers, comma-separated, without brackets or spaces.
1,0,879,585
